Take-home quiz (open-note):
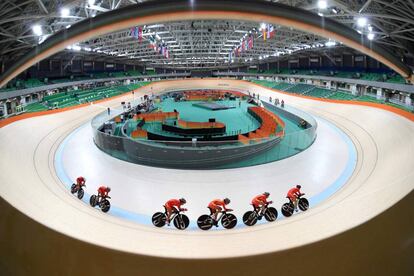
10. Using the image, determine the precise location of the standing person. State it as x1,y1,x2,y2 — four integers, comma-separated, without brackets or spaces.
107,107,110,115
239,100,241,108
127,102,131,109
287,185,303,212
269,96,272,103
275,98,280,106
281,99,285,108
164,198,187,225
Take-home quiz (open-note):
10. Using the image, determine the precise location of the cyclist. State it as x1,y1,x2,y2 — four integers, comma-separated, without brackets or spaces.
287,185,303,212
97,186,111,202
252,192,272,214
208,198,232,224
165,198,187,225
75,176,86,190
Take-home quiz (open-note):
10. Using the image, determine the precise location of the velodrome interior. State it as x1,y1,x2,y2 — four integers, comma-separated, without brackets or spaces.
0,1,414,275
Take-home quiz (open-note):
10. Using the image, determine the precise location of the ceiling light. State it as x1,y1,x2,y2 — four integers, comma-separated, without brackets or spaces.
61,8,70,17
331,8,337,14
318,0,328,10
318,12,324,17
325,40,336,47
88,0,95,5
368,25,373,32
367,33,375,40
32,25,42,36
357,17,367,27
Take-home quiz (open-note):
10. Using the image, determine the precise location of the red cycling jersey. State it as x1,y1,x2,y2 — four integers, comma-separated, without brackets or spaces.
251,194,268,207
76,176,85,185
208,199,227,211
98,186,110,197
165,199,183,210
287,187,301,200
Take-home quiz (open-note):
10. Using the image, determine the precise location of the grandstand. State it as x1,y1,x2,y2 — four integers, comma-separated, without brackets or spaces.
24,83,147,112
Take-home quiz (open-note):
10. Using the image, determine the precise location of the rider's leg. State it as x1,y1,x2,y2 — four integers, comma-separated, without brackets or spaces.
293,198,298,211
212,209,219,221
166,208,172,225
259,204,266,215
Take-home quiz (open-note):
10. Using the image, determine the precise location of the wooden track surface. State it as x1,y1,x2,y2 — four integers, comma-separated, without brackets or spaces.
0,79,413,275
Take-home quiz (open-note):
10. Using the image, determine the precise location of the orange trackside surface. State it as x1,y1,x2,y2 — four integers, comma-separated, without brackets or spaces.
237,134,250,144
131,129,148,138
134,111,178,122
183,90,246,101
242,106,286,140
177,119,225,129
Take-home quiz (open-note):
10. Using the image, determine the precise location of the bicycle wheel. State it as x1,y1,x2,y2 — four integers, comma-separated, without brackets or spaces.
152,212,166,227
281,203,294,217
77,188,84,199
222,213,237,229
70,184,77,194
89,195,98,207
100,200,111,213
264,207,278,222
197,214,213,230
299,198,309,211
173,214,190,230
243,211,258,226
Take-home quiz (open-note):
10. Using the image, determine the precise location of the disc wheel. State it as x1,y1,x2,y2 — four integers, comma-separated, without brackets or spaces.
197,214,213,231
281,202,294,217
77,188,84,199
264,207,278,222
221,213,237,229
243,211,258,226
299,198,309,211
100,199,111,213
152,212,166,227
89,195,98,207
173,214,190,230
70,184,77,194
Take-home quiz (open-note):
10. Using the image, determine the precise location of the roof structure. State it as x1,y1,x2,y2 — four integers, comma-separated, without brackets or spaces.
0,0,413,70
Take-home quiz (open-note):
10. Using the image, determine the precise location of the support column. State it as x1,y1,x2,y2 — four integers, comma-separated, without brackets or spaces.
0,102,7,117
351,84,358,95
326,81,332,89
376,88,382,100
405,94,412,106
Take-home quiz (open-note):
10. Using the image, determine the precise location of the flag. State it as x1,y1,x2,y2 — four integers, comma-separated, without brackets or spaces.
134,27,139,39
267,25,275,39
263,26,267,41
138,26,143,42
241,40,245,52
248,35,253,49
165,48,169,59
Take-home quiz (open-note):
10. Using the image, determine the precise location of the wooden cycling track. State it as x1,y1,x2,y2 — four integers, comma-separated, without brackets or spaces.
0,79,413,275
